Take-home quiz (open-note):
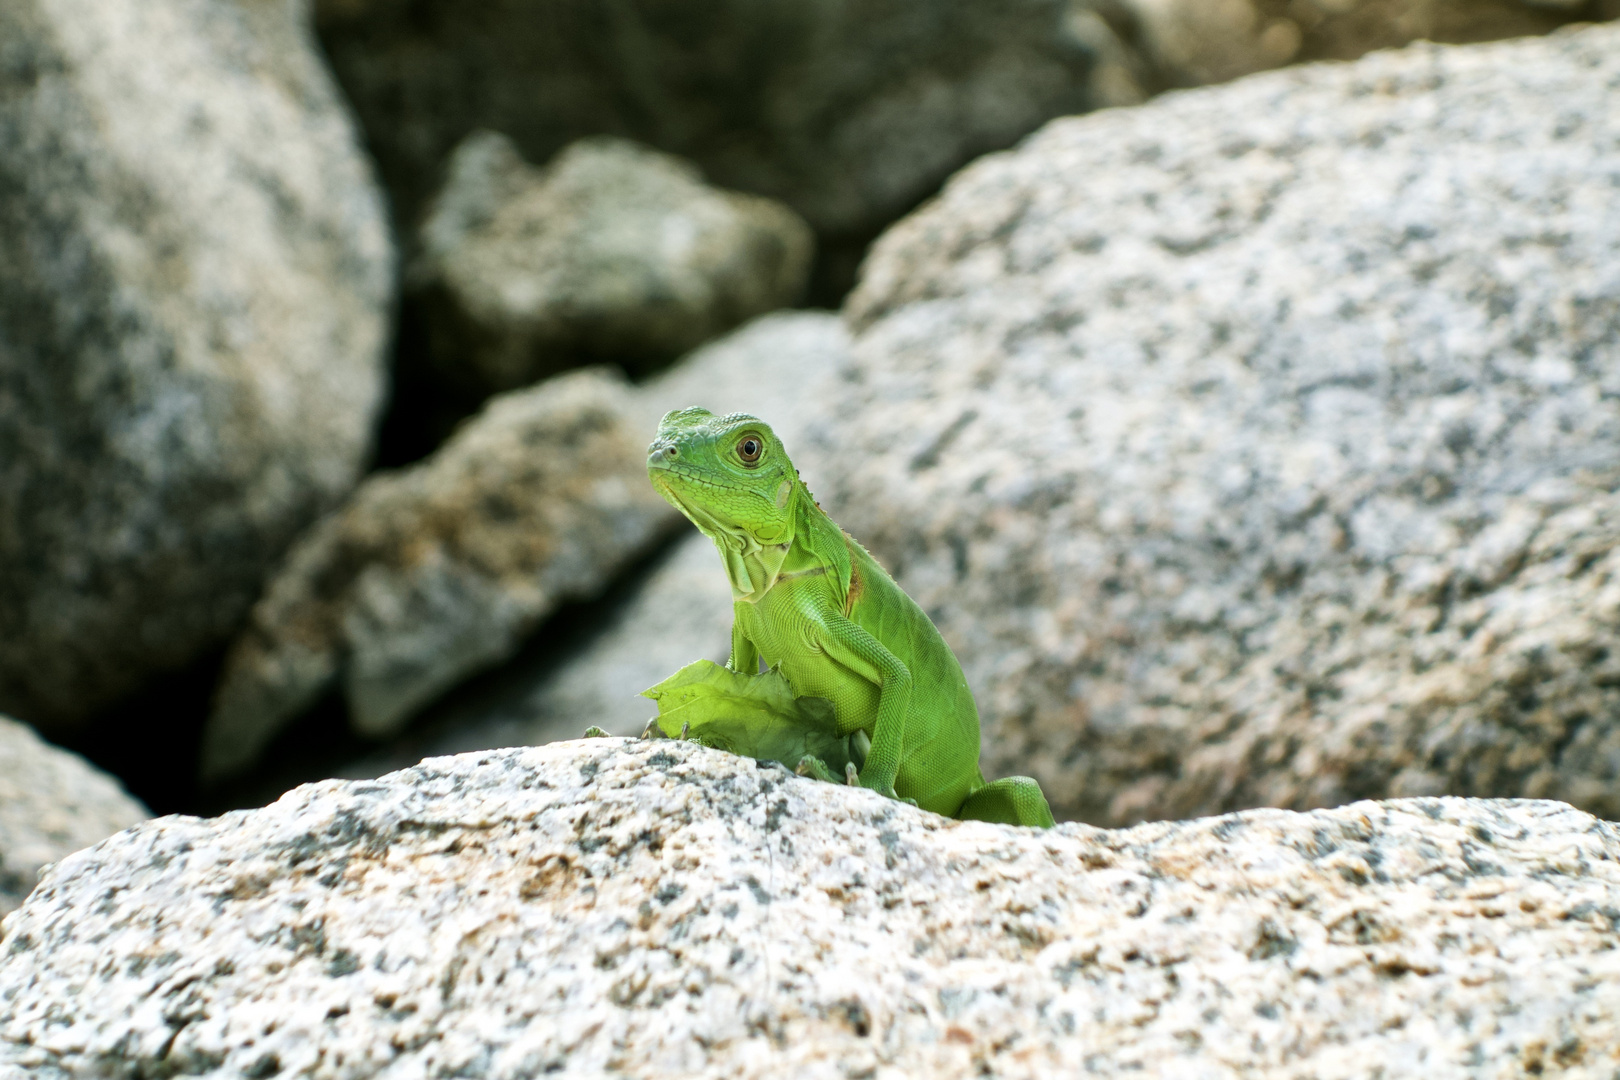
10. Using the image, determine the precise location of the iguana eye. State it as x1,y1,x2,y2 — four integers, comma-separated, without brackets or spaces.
737,436,763,465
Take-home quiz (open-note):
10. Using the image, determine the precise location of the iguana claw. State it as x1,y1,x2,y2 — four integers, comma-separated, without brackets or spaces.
640,718,667,740
844,762,859,786
794,754,842,784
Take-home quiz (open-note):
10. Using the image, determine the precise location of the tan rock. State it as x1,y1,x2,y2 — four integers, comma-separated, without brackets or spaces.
1120,0,1608,87
340,311,855,774
202,370,679,781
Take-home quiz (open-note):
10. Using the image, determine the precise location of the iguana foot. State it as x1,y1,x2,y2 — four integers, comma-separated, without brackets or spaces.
582,725,610,738
795,754,842,784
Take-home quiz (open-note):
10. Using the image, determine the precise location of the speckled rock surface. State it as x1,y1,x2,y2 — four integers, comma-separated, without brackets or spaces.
311,0,1142,260
4,740,1619,1078
835,26,1620,826
0,0,393,730
203,371,679,781
1121,0,1615,88
344,312,855,775
411,132,813,392
0,714,146,915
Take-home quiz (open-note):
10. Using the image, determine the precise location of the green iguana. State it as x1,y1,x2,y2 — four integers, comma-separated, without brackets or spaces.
641,407,1055,828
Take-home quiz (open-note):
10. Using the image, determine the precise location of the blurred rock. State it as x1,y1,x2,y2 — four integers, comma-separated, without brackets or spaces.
839,26,1620,825
627,309,853,448
312,0,1140,272
411,132,814,394
0,0,393,730
0,713,147,916
399,534,734,764
1119,0,1613,87
7,740,1620,1076
342,311,854,776
203,370,678,782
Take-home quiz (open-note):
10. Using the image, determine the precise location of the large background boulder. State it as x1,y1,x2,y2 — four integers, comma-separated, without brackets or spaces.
411,132,813,394
0,713,146,915
834,25,1620,825
4,741,1618,1077
0,0,393,729
203,370,679,783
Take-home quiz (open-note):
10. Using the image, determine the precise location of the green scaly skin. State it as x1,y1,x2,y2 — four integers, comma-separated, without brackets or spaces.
647,408,1055,828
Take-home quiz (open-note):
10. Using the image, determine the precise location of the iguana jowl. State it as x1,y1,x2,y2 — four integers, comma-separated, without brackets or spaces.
647,407,1054,828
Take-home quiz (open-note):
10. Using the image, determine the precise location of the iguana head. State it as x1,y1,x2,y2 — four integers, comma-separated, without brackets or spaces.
648,407,800,601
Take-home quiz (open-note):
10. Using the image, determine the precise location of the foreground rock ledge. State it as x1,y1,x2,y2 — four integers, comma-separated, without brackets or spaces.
4,743,1619,1078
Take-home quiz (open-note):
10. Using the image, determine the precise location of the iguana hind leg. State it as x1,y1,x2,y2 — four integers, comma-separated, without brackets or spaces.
957,777,1056,828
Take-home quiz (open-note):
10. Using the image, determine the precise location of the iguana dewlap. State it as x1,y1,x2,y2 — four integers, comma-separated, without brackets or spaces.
647,407,1054,828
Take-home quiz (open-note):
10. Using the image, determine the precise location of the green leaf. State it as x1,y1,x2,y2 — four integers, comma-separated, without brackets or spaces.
641,659,852,774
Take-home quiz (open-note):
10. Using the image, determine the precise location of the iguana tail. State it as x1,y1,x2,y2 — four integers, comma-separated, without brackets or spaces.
957,776,1056,828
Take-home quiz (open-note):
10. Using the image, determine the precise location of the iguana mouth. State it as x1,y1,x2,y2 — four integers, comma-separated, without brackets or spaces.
648,465,791,602
650,467,751,541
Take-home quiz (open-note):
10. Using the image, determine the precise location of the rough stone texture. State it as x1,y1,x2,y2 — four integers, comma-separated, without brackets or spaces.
345,312,856,777
836,26,1620,826
0,714,146,916
1120,0,1619,88
5,741,1620,1078
411,132,814,393
0,0,394,729
203,370,679,782
311,0,1143,257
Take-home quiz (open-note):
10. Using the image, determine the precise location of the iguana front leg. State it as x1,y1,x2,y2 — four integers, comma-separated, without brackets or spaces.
728,617,760,675
804,597,913,800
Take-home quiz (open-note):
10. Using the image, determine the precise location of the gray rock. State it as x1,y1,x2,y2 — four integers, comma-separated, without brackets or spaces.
1119,0,1612,88
203,370,679,782
837,26,1620,825
5,740,1620,1077
341,311,855,776
0,0,394,729
0,714,146,916
311,0,1144,250
412,132,814,392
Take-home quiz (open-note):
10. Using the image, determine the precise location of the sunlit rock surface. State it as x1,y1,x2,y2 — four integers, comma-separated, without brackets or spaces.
3,740,1618,1078
0,0,393,730
0,714,146,915
835,25,1620,825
